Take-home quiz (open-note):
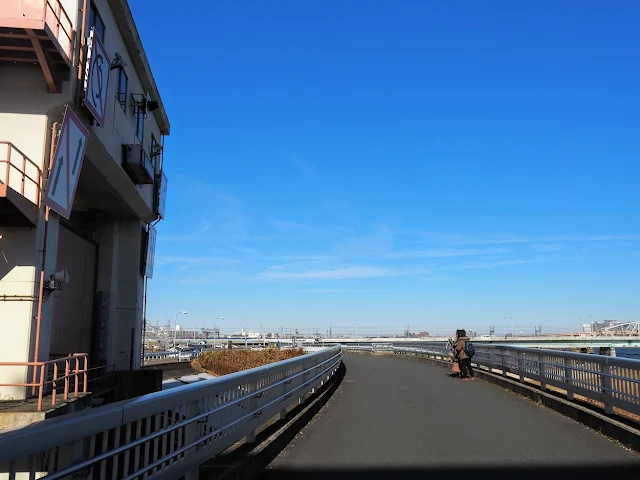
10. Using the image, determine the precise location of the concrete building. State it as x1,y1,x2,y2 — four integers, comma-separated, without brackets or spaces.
592,320,619,332
0,0,169,403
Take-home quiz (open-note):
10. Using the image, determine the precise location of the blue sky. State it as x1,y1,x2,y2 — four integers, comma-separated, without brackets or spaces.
132,1,639,336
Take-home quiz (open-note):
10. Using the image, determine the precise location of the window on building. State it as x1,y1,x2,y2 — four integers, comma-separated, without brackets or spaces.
116,68,128,110
88,3,106,43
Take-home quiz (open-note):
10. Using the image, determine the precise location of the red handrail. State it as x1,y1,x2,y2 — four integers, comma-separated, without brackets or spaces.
0,141,43,205
0,354,88,411
43,0,74,58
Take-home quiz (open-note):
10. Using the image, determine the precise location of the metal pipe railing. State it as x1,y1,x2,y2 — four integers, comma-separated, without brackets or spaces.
43,0,74,59
389,344,640,417
0,353,88,411
0,347,342,480
0,141,43,205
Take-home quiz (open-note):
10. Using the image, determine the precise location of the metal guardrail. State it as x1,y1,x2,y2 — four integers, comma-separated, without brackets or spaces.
0,346,342,480
143,347,322,362
389,344,640,417
302,346,340,353
143,352,179,361
322,336,640,347
341,344,393,352
44,0,73,59
143,350,211,364
0,141,42,206
0,354,87,411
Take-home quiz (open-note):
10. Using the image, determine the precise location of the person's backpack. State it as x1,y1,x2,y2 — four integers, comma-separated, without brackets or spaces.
463,341,476,358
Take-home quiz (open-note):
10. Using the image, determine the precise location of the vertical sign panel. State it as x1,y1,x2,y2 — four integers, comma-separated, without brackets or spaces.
158,172,168,219
43,106,89,219
145,225,157,279
83,27,111,127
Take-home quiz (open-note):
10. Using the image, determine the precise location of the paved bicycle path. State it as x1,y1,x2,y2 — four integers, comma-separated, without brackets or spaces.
262,353,640,471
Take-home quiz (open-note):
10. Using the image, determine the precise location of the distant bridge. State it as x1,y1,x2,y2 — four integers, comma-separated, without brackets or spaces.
317,335,640,349
595,321,640,337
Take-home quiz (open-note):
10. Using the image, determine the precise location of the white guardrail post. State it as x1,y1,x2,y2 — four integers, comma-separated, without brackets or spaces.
184,398,201,480
563,357,574,400
601,362,614,415
537,352,547,390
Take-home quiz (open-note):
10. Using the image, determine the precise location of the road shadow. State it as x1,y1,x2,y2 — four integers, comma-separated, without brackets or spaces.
256,465,640,480
201,361,347,479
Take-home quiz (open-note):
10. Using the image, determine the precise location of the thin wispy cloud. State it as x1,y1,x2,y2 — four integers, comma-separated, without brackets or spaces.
160,178,250,243
288,152,315,175
270,218,320,234
226,244,259,255
259,263,433,280
382,247,508,260
335,223,393,258
530,243,566,252
197,219,212,233
260,266,390,280
297,288,345,293
267,254,338,262
265,259,334,272
449,256,582,271
155,256,232,266
411,232,640,246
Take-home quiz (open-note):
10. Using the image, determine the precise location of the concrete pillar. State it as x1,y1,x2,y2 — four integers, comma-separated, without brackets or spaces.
93,219,145,371
113,220,145,371
0,226,37,401
599,347,616,357
94,218,119,367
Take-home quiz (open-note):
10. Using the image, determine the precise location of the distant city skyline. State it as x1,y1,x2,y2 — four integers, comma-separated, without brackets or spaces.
144,318,622,337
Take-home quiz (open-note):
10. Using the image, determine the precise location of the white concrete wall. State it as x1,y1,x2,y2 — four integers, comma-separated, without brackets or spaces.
0,216,60,400
89,0,161,211
57,0,81,56
94,219,119,366
0,66,71,168
60,0,81,28
0,65,68,400
0,227,37,401
93,218,145,370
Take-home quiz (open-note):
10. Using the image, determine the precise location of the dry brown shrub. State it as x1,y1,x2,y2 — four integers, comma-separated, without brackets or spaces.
192,348,305,376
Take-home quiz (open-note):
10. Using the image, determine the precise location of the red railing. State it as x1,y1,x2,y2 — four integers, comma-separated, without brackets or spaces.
0,141,43,206
44,0,73,59
0,354,88,411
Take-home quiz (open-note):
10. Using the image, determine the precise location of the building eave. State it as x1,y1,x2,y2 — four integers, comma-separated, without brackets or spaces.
108,0,171,135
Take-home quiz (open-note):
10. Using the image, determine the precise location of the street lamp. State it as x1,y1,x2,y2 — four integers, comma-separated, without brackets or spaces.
261,325,270,347
175,311,187,347
426,317,434,336
214,317,224,347
244,322,252,349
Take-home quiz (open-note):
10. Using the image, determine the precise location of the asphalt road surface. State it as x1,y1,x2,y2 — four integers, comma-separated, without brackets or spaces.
263,353,640,472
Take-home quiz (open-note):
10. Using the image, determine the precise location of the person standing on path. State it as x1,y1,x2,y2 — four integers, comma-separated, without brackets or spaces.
447,331,462,377
454,329,475,380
